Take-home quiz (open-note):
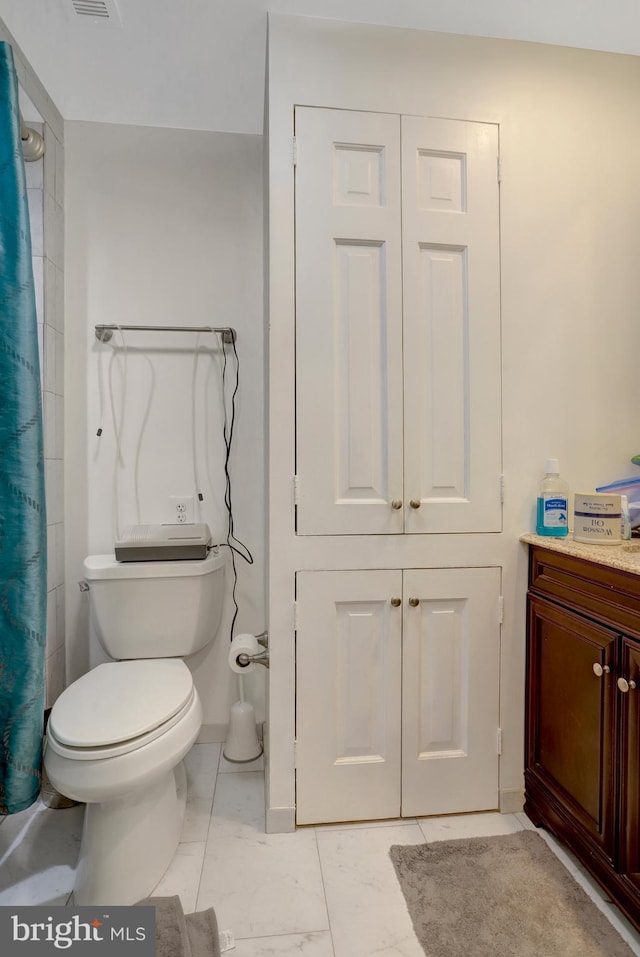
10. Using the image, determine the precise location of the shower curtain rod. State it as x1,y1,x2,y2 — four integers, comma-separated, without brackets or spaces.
94,324,236,344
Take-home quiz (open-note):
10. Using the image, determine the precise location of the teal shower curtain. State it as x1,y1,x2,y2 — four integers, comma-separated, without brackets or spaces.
0,42,47,814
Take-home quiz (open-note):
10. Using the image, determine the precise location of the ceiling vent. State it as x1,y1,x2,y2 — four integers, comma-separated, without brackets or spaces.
69,0,122,25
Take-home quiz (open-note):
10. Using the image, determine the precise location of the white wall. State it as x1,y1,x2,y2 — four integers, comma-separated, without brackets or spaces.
266,16,640,822
64,122,265,731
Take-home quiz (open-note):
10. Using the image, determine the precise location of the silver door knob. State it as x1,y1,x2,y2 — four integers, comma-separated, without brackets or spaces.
408,597,420,607
409,500,421,509
617,677,637,693
390,597,401,607
391,499,403,510
592,663,610,678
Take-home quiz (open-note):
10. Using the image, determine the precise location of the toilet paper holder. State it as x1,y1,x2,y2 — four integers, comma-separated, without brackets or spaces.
236,631,270,669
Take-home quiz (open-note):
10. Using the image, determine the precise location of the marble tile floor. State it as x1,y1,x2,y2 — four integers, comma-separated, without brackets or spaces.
1,743,640,956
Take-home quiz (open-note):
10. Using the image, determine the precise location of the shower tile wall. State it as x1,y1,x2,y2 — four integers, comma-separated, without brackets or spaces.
20,105,65,708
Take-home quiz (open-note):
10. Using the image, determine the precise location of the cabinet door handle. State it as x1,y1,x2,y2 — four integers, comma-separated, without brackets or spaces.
408,597,420,607
592,663,610,678
390,597,401,607
409,499,421,509
390,499,403,510
617,677,637,693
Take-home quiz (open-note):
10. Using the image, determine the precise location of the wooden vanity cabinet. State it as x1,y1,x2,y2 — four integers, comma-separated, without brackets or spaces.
525,545,640,930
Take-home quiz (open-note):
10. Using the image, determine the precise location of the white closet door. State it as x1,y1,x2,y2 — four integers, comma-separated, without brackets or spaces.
296,570,402,824
401,567,501,816
402,117,502,533
295,107,404,535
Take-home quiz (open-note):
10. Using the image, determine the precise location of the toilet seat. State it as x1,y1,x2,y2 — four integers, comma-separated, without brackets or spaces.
47,659,195,760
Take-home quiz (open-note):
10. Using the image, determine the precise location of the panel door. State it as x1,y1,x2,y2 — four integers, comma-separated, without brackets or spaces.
295,107,404,535
620,637,640,888
401,117,502,532
526,596,617,863
401,567,501,816
295,569,403,824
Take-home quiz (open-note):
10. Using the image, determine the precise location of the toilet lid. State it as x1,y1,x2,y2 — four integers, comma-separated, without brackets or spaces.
49,659,194,748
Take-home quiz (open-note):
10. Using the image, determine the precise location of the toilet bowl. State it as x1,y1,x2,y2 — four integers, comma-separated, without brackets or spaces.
45,658,203,905
44,550,224,905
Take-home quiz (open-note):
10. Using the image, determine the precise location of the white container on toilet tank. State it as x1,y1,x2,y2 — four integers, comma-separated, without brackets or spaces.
574,492,622,544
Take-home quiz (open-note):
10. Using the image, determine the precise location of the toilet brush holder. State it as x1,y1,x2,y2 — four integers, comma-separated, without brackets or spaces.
223,700,262,763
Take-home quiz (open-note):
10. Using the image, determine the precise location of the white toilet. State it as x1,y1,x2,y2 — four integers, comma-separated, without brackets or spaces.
44,549,225,906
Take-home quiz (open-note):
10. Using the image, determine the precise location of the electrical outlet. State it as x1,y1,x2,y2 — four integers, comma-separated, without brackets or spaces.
170,495,195,525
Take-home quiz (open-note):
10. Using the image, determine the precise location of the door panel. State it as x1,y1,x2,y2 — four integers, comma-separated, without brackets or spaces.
295,570,402,824
295,108,502,535
295,107,404,535
402,117,501,533
296,567,500,823
401,567,501,816
526,596,617,863
620,638,640,887
412,245,467,502
334,241,388,502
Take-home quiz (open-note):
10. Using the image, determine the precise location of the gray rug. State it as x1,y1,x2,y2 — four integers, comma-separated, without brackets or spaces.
137,895,220,957
390,830,636,957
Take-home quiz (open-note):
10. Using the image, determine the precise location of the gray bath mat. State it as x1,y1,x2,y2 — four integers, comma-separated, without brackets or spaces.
390,830,636,956
137,895,220,957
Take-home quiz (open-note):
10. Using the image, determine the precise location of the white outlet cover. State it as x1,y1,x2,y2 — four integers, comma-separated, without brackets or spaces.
170,495,195,524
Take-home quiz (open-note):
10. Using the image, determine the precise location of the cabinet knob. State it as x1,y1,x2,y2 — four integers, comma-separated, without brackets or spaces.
617,677,637,693
408,597,420,607
390,597,401,607
592,663,610,678
390,499,403,510
409,499,421,509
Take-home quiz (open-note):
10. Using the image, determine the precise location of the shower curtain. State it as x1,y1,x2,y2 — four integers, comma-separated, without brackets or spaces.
0,42,47,814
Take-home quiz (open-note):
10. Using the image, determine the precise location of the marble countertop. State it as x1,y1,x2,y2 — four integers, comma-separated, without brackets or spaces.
520,533,640,576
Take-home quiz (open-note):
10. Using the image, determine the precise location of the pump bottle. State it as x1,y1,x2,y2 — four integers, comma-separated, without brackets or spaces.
536,458,569,537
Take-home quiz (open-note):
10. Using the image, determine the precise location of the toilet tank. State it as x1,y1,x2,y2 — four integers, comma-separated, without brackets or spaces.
83,550,225,660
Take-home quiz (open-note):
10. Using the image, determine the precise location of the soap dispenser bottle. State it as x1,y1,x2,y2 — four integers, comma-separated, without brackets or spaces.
536,458,569,537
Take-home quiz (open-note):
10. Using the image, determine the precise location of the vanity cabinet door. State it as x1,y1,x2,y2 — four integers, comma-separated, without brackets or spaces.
619,636,640,890
526,595,618,864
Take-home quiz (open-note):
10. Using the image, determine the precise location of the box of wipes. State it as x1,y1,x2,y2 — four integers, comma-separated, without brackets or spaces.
574,493,622,544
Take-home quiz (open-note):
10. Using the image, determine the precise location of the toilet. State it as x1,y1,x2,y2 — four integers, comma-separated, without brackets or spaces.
44,549,225,906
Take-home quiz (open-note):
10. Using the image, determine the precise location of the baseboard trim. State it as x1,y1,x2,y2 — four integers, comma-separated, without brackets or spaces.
500,787,525,814
197,723,227,744
266,805,296,834
197,721,264,745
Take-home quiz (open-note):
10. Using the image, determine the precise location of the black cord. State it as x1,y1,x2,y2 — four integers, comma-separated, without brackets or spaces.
219,333,253,641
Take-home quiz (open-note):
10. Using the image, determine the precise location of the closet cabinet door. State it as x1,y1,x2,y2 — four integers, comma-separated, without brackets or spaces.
295,108,502,535
295,107,404,535
295,569,403,825
401,567,501,816
295,567,501,824
401,117,502,533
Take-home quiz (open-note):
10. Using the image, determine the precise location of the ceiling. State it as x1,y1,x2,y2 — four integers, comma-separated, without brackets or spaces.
1,0,639,134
